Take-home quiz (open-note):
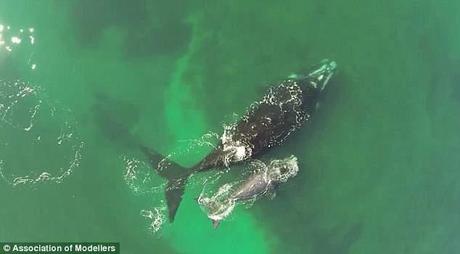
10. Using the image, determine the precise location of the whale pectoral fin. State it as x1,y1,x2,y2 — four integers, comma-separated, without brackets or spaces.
211,219,221,228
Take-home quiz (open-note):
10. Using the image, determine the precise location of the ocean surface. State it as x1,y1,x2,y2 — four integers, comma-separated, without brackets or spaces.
1,1,459,254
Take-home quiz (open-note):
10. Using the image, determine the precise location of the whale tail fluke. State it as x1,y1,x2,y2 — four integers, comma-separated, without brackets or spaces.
140,145,192,222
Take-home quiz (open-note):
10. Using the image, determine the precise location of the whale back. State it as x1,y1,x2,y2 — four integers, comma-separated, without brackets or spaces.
229,80,317,157
231,173,273,201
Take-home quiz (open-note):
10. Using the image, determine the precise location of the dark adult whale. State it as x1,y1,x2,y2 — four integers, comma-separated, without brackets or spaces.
142,59,337,222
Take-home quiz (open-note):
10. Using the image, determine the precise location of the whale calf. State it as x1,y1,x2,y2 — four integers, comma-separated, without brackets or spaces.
197,155,299,228
142,59,337,222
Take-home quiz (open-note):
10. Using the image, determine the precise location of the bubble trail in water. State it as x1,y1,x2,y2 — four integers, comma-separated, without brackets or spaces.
0,80,84,186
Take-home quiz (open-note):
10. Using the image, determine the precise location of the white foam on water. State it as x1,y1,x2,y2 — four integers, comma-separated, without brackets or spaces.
198,182,238,223
140,205,168,235
0,80,84,186
122,156,165,195
8,143,83,186
122,156,170,235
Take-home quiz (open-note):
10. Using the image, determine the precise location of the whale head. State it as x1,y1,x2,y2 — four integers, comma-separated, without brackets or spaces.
290,59,337,92
307,59,337,91
288,59,337,114
305,59,337,91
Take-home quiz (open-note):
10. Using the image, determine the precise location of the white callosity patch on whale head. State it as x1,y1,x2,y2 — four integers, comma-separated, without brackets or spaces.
267,155,299,183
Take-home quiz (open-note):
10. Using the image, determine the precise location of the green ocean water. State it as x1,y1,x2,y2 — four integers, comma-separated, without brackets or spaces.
1,1,460,254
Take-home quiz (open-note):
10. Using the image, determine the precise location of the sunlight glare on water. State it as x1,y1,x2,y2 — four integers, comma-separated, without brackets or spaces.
0,23,36,70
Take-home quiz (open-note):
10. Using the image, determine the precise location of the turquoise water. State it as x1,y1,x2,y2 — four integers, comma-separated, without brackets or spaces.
1,1,460,254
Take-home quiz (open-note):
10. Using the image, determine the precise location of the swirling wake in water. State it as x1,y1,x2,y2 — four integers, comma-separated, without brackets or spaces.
0,80,84,186
140,206,168,234
123,156,169,234
122,132,227,233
